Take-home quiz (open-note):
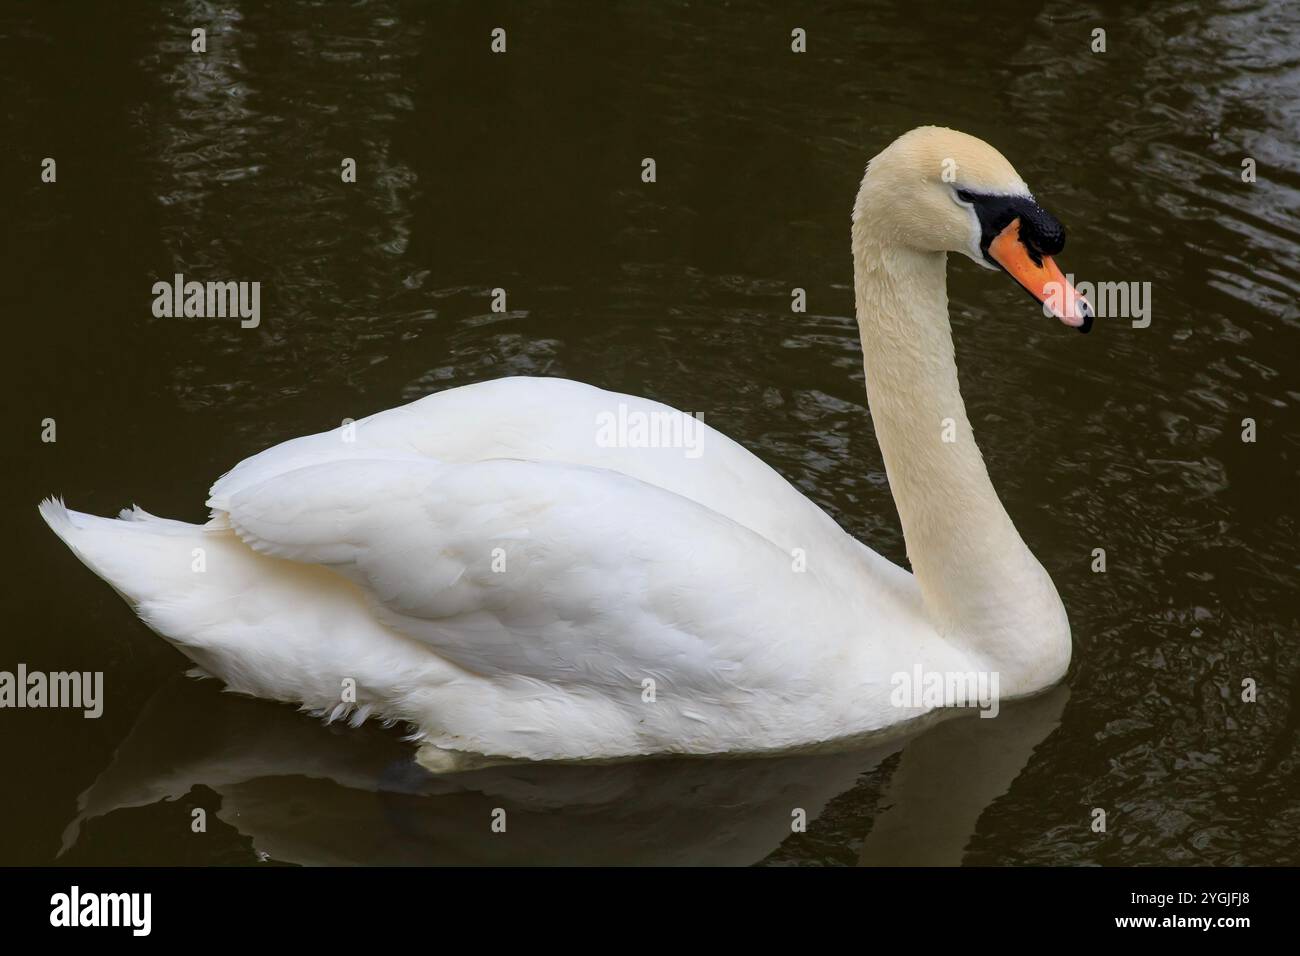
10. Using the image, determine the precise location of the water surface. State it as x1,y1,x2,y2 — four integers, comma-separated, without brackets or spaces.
2,0,1298,865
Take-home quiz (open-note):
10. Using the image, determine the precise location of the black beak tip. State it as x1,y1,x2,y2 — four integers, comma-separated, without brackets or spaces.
1077,300,1094,334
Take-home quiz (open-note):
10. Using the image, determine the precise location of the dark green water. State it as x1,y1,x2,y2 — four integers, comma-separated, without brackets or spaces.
2,0,1297,865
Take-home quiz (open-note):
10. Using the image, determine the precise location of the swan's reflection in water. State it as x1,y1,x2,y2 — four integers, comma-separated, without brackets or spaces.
63,677,1067,865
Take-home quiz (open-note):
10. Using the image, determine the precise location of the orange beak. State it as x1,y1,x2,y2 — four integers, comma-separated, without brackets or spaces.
988,219,1093,331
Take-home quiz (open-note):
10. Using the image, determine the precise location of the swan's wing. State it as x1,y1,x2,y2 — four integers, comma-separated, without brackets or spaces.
207,378,882,585
219,454,881,700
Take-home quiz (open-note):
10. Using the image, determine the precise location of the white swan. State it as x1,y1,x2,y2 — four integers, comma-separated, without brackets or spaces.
41,126,1092,771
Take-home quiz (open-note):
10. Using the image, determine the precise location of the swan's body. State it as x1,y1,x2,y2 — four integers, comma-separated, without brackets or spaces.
42,127,1087,770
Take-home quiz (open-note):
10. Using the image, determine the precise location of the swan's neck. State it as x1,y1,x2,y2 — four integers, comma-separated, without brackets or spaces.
852,238,1069,691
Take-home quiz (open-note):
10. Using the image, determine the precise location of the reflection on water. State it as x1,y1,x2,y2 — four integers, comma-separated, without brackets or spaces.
3,0,1298,864
60,677,1066,866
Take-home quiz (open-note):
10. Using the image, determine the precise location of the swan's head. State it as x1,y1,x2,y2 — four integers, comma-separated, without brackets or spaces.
853,126,1093,332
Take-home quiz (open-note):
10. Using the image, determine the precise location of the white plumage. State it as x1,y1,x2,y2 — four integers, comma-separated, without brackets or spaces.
41,127,1075,770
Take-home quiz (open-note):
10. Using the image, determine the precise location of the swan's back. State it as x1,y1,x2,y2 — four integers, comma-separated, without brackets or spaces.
208,377,909,603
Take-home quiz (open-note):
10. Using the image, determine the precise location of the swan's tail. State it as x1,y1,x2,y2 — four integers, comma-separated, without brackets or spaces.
38,497,215,609
38,496,451,725
37,496,254,691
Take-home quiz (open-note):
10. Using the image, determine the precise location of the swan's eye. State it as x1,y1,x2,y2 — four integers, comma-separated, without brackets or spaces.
956,188,977,204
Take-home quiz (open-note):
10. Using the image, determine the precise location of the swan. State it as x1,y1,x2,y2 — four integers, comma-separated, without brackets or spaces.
40,126,1092,771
